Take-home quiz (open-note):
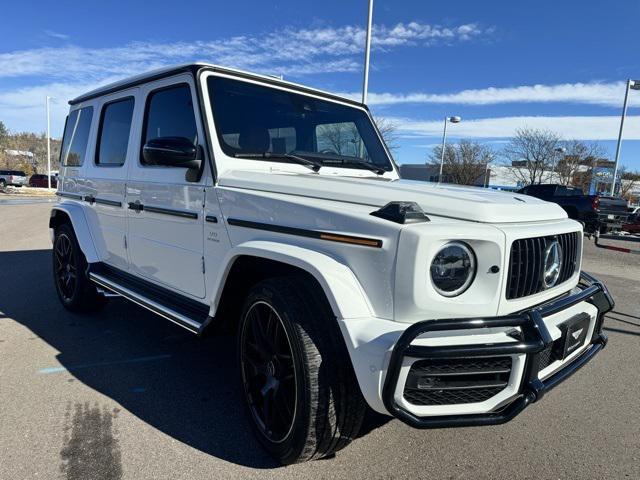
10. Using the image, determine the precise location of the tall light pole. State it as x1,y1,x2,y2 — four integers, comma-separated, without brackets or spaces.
611,79,640,196
552,146,566,182
484,161,492,188
361,0,374,104
46,96,52,189
438,116,461,183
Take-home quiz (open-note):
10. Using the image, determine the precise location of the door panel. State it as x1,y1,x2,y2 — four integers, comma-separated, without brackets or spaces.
126,75,207,299
82,93,136,270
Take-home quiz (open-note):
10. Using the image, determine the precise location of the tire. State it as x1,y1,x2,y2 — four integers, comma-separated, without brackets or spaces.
52,223,106,312
237,276,365,464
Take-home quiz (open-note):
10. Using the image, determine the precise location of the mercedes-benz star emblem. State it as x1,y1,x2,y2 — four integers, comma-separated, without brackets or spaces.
543,239,563,288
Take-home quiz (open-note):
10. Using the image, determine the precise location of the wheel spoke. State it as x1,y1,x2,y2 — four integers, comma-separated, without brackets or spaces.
241,300,296,443
242,351,262,372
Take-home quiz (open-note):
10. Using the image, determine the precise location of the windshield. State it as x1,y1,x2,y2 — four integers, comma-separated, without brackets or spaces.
207,76,393,172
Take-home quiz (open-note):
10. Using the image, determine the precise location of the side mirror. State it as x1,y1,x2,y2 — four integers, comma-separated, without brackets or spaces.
142,137,201,170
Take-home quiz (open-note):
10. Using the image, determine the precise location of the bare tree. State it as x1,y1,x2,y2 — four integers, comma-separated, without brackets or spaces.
373,116,399,153
502,128,561,186
429,140,495,185
315,116,399,160
619,166,640,201
315,122,359,156
555,140,606,186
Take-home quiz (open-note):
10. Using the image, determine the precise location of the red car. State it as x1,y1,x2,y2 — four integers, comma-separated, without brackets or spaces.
28,174,57,188
622,214,640,234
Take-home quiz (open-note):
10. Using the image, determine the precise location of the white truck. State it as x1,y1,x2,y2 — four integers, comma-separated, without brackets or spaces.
50,63,614,464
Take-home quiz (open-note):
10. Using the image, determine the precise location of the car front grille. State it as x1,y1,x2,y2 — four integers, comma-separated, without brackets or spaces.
403,357,512,406
506,232,579,300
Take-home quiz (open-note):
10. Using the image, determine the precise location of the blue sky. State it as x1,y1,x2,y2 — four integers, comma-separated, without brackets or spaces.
1,0,640,169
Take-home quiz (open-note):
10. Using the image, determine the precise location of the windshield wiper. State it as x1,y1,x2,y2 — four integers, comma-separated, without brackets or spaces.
316,157,386,175
234,152,322,172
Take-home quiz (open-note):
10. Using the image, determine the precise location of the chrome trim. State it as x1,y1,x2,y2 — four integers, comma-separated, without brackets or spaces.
89,272,202,333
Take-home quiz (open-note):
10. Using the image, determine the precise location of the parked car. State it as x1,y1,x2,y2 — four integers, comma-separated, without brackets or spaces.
0,170,27,188
622,213,640,234
29,174,58,188
50,63,614,464
517,184,629,233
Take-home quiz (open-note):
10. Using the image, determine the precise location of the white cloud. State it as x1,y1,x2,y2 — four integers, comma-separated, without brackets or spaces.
341,82,631,108
44,30,70,40
0,21,495,135
0,22,493,82
389,115,640,141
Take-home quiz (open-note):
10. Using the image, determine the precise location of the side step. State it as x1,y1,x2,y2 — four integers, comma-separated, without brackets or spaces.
88,263,211,335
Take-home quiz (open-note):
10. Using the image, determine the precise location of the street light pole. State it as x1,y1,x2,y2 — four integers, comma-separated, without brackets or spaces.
611,79,640,196
552,146,566,182
46,96,51,190
438,116,461,183
361,0,374,104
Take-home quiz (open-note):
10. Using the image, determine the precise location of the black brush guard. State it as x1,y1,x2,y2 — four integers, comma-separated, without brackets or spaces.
382,272,614,428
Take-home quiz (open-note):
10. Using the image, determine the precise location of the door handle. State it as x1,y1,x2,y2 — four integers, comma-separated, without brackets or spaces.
128,201,144,213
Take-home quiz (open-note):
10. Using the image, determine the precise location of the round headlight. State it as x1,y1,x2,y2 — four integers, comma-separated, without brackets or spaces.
430,242,476,297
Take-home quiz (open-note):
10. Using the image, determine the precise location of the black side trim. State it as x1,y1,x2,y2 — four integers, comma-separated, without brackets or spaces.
94,198,122,207
205,215,218,223
227,218,383,248
90,263,209,322
56,191,83,200
144,205,198,219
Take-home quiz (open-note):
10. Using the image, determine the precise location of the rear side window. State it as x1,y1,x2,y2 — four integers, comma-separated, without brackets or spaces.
60,106,93,166
96,97,134,166
141,84,197,165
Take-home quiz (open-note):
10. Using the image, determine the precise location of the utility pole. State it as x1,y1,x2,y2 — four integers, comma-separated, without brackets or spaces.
46,96,51,189
611,79,640,196
361,0,374,104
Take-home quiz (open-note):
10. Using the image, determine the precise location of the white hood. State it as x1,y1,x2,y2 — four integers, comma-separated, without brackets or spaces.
219,170,567,224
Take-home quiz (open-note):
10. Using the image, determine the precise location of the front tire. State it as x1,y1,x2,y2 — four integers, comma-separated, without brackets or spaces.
52,224,105,312
238,277,365,464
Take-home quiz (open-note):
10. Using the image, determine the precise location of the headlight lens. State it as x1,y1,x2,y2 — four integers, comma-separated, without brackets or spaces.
430,242,476,297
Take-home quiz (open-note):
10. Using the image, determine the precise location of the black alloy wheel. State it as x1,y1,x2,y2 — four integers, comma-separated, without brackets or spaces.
239,300,297,443
54,232,77,302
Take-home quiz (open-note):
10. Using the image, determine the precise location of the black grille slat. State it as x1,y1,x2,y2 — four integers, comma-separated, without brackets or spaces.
506,232,579,300
404,357,512,406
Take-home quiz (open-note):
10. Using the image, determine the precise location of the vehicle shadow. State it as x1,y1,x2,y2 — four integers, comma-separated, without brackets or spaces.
0,249,279,469
0,248,391,469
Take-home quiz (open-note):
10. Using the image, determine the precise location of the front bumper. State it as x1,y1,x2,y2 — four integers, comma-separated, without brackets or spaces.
381,271,614,428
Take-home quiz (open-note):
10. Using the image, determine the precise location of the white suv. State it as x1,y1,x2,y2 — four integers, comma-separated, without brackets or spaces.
50,63,613,464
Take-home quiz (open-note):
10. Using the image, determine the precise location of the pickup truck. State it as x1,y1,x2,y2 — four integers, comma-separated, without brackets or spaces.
518,184,629,233
0,170,27,188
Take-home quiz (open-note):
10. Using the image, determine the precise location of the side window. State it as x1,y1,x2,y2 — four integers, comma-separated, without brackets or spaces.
60,106,93,167
142,84,197,165
96,97,134,166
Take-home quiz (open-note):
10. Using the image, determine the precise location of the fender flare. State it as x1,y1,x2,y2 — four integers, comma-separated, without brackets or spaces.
209,240,374,320
49,203,100,263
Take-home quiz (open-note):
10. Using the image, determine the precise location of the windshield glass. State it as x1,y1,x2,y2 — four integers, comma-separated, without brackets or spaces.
207,76,393,172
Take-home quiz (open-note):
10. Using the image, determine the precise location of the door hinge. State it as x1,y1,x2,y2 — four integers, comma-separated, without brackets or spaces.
123,235,128,250
201,256,205,274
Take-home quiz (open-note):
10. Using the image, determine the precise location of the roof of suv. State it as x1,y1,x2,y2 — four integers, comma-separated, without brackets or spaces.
69,62,364,108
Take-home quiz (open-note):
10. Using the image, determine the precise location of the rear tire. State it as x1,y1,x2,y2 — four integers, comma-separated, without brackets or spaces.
52,223,105,312
237,277,365,464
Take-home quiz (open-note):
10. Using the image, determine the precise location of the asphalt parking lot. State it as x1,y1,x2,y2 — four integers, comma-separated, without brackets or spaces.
1,203,639,480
